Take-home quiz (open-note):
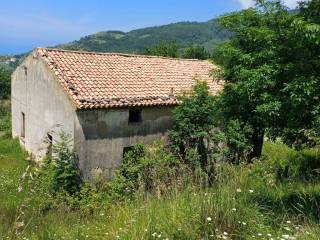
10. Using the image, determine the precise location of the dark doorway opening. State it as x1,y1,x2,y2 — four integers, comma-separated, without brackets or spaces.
123,146,134,158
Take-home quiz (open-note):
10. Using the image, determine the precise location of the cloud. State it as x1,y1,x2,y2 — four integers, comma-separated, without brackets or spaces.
235,0,299,9
236,0,255,9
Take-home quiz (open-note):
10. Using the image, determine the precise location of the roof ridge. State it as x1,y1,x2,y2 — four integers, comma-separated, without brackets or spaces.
35,47,210,62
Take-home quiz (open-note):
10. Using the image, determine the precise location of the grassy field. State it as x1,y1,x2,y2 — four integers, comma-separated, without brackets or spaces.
1,133,320,239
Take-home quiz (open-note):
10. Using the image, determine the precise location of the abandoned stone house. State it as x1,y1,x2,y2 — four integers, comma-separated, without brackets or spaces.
11,48,223,179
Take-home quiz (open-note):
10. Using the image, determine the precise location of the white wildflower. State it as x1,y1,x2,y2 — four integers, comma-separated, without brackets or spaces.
249,189,254,193
232,208,237,211
223,232,228,236
282,235,290,240
267,233,272,237
207,217,212,222
236,188,242,193
242,222,247,226
152,232,157,237
258,233,262,236
286,220,291,224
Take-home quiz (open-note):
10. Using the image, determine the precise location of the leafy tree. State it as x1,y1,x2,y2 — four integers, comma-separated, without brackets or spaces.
214,0,320,158
278,0,320,148
169,81,219,167
183,45,210,60
0,66,11,99
144,41,179,58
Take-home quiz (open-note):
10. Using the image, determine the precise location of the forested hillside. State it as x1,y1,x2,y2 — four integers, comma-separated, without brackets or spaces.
59,19,231,53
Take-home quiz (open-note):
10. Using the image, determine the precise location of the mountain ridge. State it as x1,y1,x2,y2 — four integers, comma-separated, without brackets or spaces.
59,19,230,54
0,18,230,70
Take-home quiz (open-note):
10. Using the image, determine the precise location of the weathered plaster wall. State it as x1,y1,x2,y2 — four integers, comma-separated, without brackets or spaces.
74,106,174,180
11,54,75,160
11,53,175,179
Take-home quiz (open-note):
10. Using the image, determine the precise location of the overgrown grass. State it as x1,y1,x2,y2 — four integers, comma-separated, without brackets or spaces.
0,136,28,238
1,138,320,239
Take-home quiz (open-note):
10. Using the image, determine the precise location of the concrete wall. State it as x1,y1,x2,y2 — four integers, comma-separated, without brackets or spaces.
11,54,75,160
74,106,174,180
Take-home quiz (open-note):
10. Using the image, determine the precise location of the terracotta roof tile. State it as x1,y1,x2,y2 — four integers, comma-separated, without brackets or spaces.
35,48,223,109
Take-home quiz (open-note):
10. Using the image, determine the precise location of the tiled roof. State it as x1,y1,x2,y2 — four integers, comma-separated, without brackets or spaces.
35,48,223,109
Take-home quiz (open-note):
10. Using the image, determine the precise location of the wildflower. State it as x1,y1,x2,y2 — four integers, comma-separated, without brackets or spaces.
282,235,290,240
223,232,228,236
284,227,291,231
207,217,212,222
232,208,236,211
152,232,157,237
17,186,22,192
267,233,272,237
242,222,247,226
286,221,291,224
257,233,262,236
100,213,105,216
249,189,254,193
236,188,242,193
145,229,148,232
222,236,227,240
158,234,162,238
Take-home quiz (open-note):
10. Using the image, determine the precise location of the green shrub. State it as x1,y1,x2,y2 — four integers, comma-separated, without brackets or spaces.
263,142,320,182
33,132,81,198
108,140,188,200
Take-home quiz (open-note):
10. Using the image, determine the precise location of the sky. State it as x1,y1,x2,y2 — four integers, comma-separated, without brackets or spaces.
0,0,299,55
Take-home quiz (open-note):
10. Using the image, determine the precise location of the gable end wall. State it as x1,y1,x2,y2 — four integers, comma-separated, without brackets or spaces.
11,55,76,160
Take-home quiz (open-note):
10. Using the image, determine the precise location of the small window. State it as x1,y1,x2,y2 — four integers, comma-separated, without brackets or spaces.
47,134,53,156
23,66,27,77
123,146,134,157
21,112,25,138
128,109,142,123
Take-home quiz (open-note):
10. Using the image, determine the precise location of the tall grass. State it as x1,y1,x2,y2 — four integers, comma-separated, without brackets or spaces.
1,136,320,239
0,137,28,238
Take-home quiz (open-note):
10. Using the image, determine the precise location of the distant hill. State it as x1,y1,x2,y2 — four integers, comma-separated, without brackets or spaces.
59,19,230,54
0,55,23,72
0,18,230,71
